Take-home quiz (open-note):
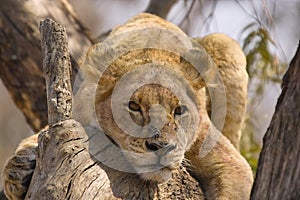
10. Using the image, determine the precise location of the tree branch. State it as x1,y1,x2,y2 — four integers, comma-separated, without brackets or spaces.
145,0,178,19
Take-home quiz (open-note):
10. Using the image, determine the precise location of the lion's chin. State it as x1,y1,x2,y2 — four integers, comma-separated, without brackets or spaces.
139,167,174,183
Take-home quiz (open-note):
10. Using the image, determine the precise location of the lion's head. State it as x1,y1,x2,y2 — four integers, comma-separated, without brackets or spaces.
95,80,206,182
74,13,216,182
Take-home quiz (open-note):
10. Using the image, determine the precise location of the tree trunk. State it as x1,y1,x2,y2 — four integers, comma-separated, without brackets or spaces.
0,0,93,132
250,42,300,199
25,18,204,200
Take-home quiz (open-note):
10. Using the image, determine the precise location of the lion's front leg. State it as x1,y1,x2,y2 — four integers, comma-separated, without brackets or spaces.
185,120,253,200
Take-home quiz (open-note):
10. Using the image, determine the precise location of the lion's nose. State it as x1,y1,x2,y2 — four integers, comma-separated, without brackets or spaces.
145,140,176,155
145,140,167,151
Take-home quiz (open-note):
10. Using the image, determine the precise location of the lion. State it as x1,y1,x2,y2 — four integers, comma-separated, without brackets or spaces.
2,13,253,199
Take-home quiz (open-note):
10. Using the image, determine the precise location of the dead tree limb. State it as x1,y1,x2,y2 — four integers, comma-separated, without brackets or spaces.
145,0,178,19
250,42,300,199
26,18,114,200
40,19,73,125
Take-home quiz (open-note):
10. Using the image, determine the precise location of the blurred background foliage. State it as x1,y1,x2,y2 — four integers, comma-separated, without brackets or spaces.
240,23,286,172
0,0,299,181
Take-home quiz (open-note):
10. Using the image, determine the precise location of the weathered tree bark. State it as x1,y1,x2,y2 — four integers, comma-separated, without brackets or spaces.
250,42,300,199
40,19,73,125
25,18,204,200
0,0,93,132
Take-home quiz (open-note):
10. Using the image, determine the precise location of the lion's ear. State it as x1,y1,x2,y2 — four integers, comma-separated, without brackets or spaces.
192,34,248,148
192,33,247,76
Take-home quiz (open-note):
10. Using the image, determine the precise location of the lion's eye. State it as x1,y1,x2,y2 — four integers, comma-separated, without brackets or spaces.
174,105,188,116
128,101,141,112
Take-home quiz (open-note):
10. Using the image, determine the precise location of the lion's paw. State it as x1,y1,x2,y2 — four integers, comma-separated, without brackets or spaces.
2,134,38,200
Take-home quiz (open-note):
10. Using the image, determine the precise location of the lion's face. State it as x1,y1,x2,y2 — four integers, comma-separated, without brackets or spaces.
96,83,202,182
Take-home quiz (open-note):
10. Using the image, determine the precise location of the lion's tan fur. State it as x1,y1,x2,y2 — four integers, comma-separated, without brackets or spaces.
2,13,253,200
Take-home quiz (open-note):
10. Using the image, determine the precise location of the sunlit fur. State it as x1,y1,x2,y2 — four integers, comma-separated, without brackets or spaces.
3,13,253,200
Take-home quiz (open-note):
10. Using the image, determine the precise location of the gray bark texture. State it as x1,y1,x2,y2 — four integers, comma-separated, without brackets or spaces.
40,19,73,125
250,42,300,199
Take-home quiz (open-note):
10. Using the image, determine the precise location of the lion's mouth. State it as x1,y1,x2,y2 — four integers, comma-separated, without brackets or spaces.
139,166,176,182
103,132,182,176
126,153,181,173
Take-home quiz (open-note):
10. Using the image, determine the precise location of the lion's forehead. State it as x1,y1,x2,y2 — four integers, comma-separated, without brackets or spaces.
131,84,179,109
